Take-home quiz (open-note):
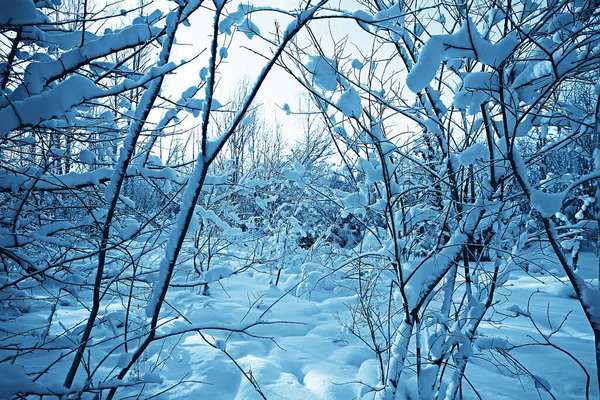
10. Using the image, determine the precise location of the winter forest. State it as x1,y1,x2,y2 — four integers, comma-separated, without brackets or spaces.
1,0,600,399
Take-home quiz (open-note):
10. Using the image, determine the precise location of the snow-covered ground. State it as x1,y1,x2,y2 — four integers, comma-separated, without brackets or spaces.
155,246,598,399
1,244,597,399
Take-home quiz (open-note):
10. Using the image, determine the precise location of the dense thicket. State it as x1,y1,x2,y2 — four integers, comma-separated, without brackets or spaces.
1,0,599,399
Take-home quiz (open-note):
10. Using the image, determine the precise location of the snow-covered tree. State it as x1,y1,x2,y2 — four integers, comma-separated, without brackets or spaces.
1,0,599,399
280,0,600,397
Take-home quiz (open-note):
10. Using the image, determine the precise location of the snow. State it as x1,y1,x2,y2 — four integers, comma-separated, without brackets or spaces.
530,188,565,218
2,236,600,400
357,157,383,183
0,363,41,397
506,304,530,317
218,4,252,35
147,162,208,319
292,161,305,175
457,143,488,165
203,266,233,283
282,103,292,115
0,0,47,25
374,2,403,24
453,71,499,114
238,18,260,39
0,76,101,135
119,219,140,240
0,166,180,193
406,19,518,92
306,55,339,91
196,205,242,235
342,191,367,210
117,352,132,368
78,149,96,164
336,87,362,118
283,163,306,189
210,98,222,110
2,3,599,400
21,23,160,96
143,372,163,384
353,9,373,23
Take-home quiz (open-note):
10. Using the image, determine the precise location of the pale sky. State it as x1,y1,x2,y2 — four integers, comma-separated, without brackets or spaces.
168,0,378,147
102,0,418,158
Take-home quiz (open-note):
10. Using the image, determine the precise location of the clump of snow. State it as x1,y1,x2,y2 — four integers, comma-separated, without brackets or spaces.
457,143,488,165
530,189,565,218
532,374,552,391
341,192,367,218
196,205,242,235
374,2,403,25
351,59,363,70
0,0,47,25
238,18,260,39
203,266,233,283
79,149,96,164
547,280,577,299
215,339,227,351
217,4,260,40
357,157,383,184
453,71,499,114
117,352,133,368
353,9,373,23
283,162,306,189
506,304,530,317
336,87,362,118
21,24,161,96
406,19,518,92
119,218,140,240
296,269,326,297
306,55,338,91
0,76,102,135
0,363,41,397
210,98,222,111
143,372,163,384
292,161,305,175
218,4,250,34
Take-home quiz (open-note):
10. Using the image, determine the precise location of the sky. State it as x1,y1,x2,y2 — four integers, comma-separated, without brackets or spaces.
170,1,315,142
97,0,419,159
168,0,377,149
